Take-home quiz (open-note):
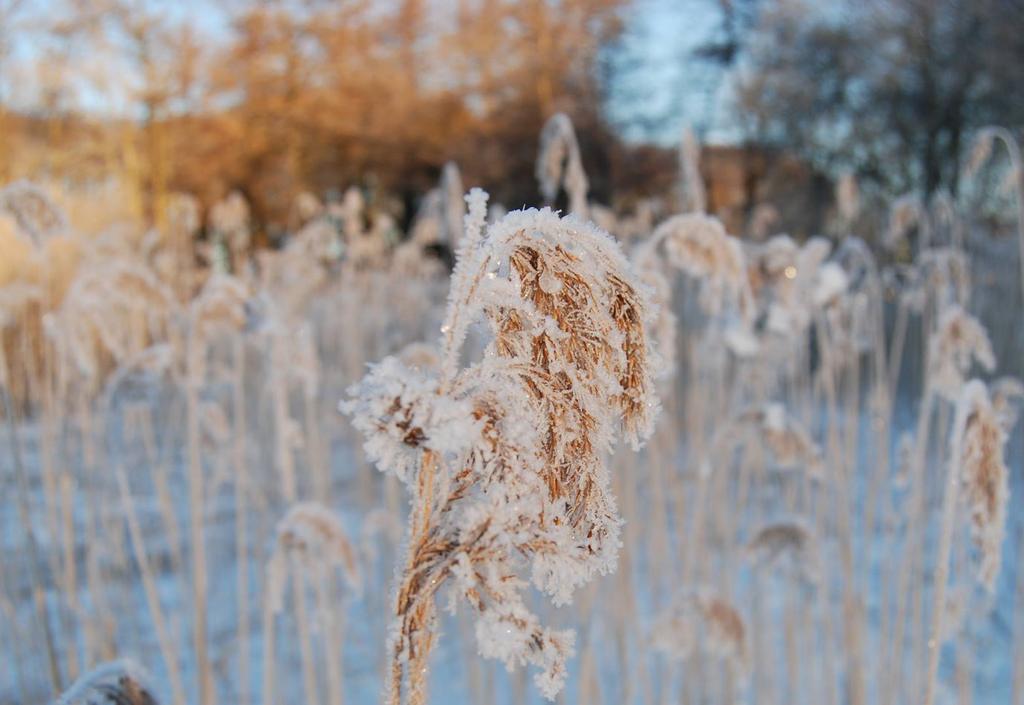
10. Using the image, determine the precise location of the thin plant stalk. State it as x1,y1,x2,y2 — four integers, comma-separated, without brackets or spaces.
233,338,252,705
0,354,62,695
114,462,187,705
186,331,216,705
923,392,971,705
291,555,321,705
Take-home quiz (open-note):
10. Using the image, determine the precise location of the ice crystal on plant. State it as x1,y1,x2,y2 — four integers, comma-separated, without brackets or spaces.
343,191,658,703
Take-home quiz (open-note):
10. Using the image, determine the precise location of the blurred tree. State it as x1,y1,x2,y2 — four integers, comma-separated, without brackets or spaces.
3,0,628,228
735,0,1024,196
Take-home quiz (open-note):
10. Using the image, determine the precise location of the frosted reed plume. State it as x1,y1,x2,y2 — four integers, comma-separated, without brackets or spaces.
746,234,832,343
536,113,589,218
55,660,159,705
267,502,362,611
344,188,658,703
885,194,923,252
992,376,1024,428
836,172,860,226
916,247,971,309
927,305,995,400
962,126,1024,308
633,212,756,372
925,380,1011,705
410,162,466,250
652,591,748,677
190,274,250,339
441,162,465,249
0,179,68,246
44,259,177,388
954,382,1010,591
735,404,822,475
746,521,818,582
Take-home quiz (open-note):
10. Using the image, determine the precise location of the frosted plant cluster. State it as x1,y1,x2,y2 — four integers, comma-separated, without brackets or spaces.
343,188,659,703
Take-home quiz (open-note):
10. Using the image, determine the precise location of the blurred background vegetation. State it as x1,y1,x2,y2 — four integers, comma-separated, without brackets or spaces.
1,0,1022,242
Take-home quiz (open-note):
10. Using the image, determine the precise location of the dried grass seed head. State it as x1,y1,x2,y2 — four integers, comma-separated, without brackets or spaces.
267,502,362,611
746,520,818,583
652,590,748,676
344,194,660,700
0,180,69,247
952,380,1010,591
928,305,995,400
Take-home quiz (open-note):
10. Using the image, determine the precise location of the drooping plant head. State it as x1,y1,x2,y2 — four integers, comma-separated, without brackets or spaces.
56,659,159,705
928,304,995,401
951,380,1010,592
651,590,748,678
344,189,659,701
536,113,589,219
0,180,69,247
632,212,757,376
267,502,362,612
44,259,177,394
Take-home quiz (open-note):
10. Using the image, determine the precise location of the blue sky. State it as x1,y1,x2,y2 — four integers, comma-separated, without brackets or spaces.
608,0,735,144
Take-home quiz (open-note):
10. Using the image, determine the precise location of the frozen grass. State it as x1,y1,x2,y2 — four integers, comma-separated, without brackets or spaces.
0,123,1022,705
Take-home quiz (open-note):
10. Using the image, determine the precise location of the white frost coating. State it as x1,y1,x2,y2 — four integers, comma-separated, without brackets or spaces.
343,196,659,702
536,113,589,218
55,659,158,705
